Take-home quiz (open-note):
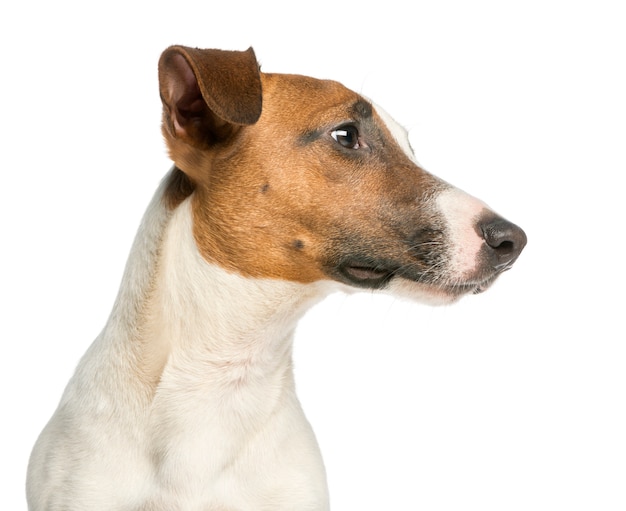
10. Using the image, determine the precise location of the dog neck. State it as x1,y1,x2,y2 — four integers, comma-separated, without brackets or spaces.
108,170,330,397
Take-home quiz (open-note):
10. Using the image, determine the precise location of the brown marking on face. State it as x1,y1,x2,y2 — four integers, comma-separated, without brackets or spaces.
165,71,444,285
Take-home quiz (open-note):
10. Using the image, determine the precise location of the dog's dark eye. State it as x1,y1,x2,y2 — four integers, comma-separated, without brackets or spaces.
331,125,362,149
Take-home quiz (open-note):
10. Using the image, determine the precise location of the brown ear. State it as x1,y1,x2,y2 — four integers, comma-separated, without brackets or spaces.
158,46,262,145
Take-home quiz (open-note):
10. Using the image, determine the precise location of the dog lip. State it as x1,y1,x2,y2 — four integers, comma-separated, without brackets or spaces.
467,270,506,295
472,282,491,294
344,265,390,280
335,259,509,296
336,262,395,289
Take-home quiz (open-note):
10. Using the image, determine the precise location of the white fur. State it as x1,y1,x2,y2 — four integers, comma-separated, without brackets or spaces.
27,177,331,510
373,102,419,164
435,187,489,278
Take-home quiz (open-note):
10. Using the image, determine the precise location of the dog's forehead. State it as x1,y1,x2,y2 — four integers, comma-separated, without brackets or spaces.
253,71,414,159
259,72,368,123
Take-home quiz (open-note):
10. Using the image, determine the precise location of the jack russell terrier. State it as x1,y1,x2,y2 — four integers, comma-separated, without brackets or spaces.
27,45,527,510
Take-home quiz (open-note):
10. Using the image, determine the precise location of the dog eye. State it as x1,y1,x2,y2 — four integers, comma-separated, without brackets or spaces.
331,125,362,149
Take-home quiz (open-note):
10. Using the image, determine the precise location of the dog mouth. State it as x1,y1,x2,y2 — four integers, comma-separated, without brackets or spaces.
453,276,497,295
337,262,397,289
336,259,507,296
447,267,513,296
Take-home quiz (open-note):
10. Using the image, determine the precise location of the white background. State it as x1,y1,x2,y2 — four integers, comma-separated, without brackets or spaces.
2,1,624,509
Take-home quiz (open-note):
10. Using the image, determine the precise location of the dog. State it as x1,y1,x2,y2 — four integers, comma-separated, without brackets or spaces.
26,46,526,510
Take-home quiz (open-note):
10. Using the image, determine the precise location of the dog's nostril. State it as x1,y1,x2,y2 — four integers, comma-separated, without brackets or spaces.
481,217,527,268
493,239,514,253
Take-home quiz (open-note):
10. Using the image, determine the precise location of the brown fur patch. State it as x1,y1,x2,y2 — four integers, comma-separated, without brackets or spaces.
164,71,443,283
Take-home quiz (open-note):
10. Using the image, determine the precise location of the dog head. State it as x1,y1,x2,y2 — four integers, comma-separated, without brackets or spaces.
158,46,526,304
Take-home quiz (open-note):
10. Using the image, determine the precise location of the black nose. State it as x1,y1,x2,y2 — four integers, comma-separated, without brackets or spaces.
480,217,527,270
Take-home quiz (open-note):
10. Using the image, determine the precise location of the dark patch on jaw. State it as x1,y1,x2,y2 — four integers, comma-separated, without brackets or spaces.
292,239,305,250
322,221,450,291
407,227,445,260
324,239,399,289
260,183,270,193
402,226,448,280
337,264,395,289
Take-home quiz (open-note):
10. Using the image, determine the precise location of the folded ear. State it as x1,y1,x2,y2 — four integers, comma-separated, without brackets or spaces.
158,46,262,146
